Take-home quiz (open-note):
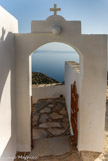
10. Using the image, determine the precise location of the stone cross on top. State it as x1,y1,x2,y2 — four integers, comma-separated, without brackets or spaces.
50,4,61,15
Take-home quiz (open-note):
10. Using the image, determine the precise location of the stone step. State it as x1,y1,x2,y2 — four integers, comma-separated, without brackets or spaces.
29,136,73,157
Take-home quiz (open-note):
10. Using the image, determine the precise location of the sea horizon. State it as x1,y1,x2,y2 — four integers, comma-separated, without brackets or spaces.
32,50,79,82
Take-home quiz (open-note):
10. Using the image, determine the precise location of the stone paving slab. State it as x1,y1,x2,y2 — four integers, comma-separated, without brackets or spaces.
80,151,100,161
29,136,71,157
35,153,81,161
33,98,70,139
15,152,81,161
15,137,80,161
33,129,48,139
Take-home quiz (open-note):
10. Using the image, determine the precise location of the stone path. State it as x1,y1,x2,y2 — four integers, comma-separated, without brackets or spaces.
15,136,81,161
29,136,72,157
15,151,81,161
15,97,81,161
33,97,70,139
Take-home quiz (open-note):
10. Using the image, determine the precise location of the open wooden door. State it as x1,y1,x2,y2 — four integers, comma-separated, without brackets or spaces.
71,81,79,145
31,96,34,149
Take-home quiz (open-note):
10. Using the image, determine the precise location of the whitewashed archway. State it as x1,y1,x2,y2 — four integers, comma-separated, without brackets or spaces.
15,15,107,152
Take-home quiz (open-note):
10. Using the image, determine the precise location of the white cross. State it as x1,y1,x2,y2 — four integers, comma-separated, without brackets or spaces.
50,4,61,15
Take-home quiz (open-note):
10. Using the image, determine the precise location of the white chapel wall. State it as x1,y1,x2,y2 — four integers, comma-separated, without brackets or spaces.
78,35,107,152
65,61,80,135
32,84,65,103
0,6,18,161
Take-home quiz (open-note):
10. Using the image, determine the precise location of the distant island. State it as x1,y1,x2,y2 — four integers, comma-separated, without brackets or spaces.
32,72,59,84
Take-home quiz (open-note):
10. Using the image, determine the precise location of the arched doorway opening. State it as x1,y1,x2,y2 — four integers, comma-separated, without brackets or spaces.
30,42,82,152
32,42,79,83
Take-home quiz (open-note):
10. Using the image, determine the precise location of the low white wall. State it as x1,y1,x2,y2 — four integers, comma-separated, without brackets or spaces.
65,61,80,135
32,84,65,103
0,6,18,161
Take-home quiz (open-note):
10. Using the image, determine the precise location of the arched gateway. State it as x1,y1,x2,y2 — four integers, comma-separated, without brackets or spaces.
15,5,107,152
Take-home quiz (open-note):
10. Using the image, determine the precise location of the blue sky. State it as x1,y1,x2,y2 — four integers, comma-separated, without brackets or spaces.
1,0,107,80
37,43,77,51
0,0,108,34
0,0,108,51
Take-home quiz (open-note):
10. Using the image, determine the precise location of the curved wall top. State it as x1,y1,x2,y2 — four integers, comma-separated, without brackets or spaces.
31,15,81,36
15,15,83,56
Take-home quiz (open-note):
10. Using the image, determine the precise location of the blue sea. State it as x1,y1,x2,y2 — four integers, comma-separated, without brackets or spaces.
32,50,79,82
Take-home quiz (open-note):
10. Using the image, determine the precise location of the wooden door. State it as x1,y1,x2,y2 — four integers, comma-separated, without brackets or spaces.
71,81,79,145
31,96,34,149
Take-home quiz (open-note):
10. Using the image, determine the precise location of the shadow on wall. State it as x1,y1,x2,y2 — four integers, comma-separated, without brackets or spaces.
0,28,13,102
1,27,6,41
0,28,16,159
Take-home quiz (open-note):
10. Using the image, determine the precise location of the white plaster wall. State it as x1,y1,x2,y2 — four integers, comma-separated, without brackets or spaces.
0,6,18,161
78,35,107,152
107,35,108,72
32,84,65,103
65,62,80,135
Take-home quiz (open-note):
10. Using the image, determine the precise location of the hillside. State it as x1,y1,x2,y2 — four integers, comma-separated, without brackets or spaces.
32,72,59,84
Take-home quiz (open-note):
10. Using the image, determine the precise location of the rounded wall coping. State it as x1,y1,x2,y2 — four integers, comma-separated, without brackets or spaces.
46,15,66,21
